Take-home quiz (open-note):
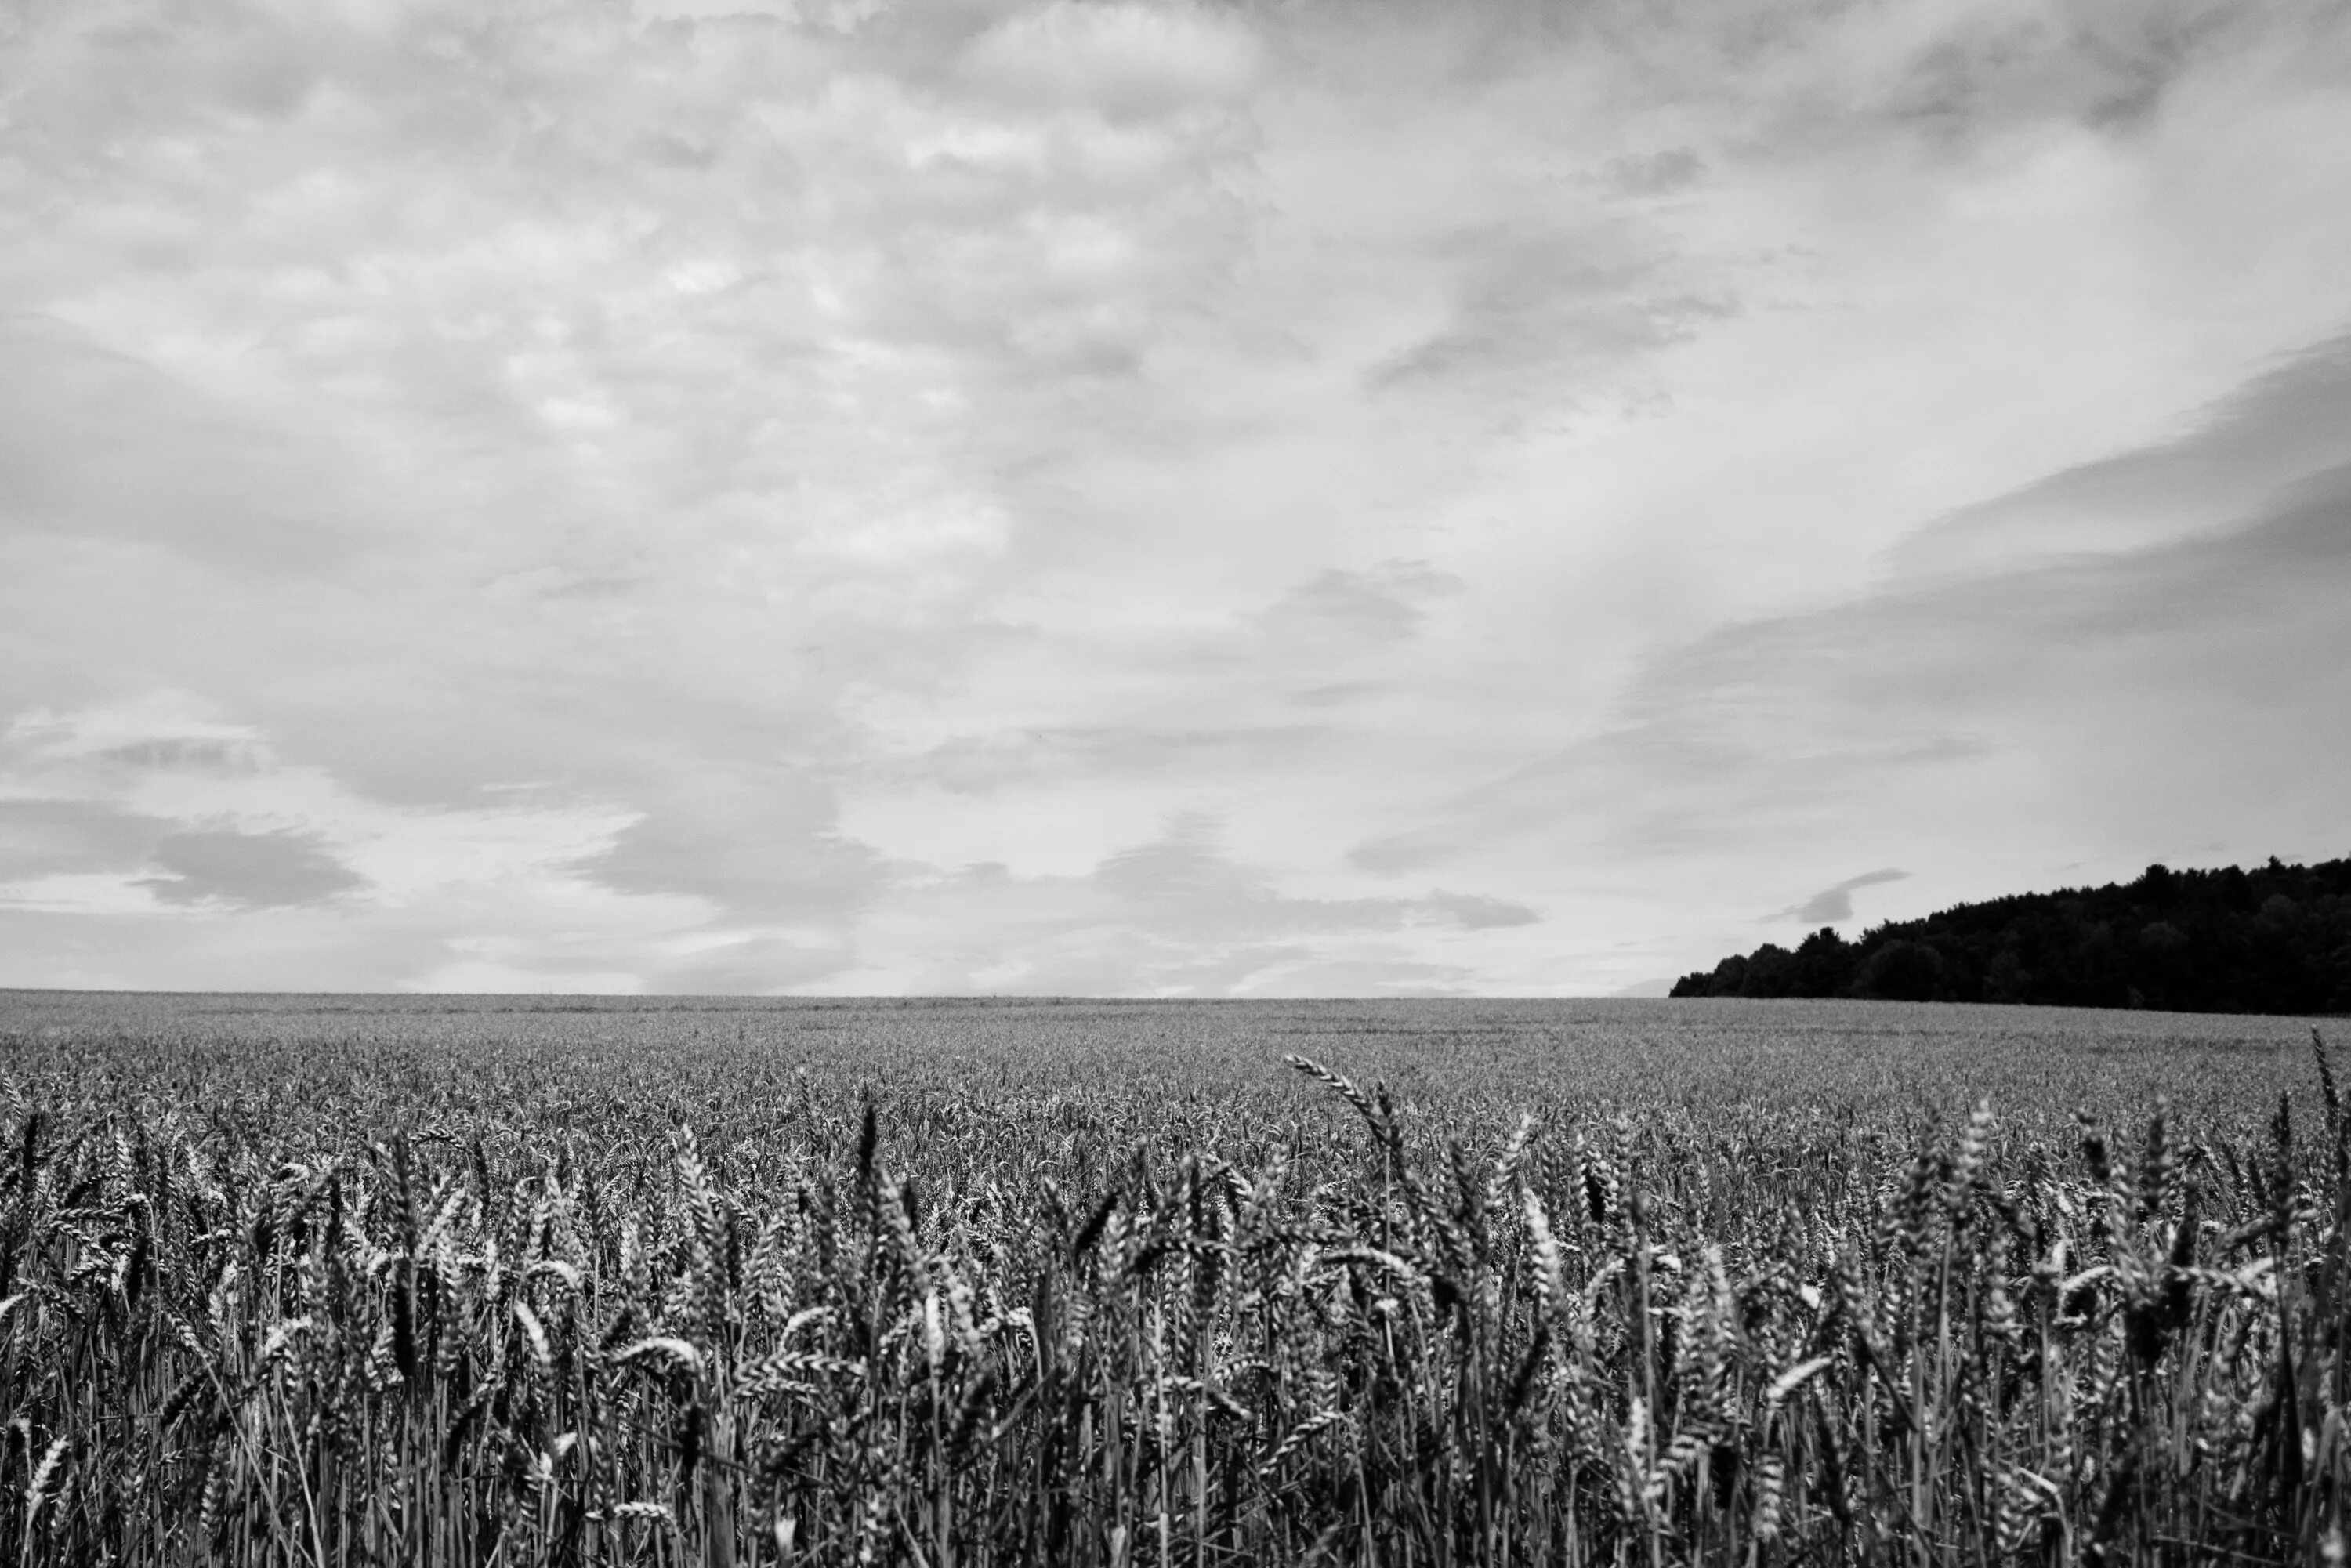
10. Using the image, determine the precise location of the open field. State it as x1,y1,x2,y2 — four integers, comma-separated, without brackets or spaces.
1,993,2345,1564
1,991,2327,1141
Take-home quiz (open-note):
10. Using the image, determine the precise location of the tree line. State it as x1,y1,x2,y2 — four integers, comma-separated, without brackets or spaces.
1670,854,2351,1012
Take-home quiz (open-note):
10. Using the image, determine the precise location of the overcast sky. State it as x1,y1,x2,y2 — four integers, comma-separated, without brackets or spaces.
2,0,2347,996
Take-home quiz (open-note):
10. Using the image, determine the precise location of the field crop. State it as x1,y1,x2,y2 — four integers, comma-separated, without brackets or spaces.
0,992,2343,1565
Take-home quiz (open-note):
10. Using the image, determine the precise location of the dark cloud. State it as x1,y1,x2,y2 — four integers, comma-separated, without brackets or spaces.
0,317,375,573
1366,226,1729,393
1349,350,2351,882
1255,560,1465,649
584,785,878,922
138,829,364,908
1606,147,1705,197
0,799,173,880
1090,813,1411,938
1775,868,1908,925
1873,2,2241,139
96,739,263,773
1890,333,2351,578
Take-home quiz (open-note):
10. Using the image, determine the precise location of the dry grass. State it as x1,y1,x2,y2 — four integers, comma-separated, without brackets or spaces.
0,994,2342,1564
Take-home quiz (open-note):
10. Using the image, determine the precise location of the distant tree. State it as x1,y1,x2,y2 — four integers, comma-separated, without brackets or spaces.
1743,944,1796,998
1984,946,2029,1003
2135,921,2191,1009
1669,853,2351,1015
1853,939,1945,1002
1792,928,1857,995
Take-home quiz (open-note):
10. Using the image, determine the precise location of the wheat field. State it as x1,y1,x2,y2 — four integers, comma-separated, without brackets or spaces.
0,992,2341,1565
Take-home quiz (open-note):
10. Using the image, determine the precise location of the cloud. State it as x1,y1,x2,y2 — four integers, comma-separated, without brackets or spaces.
1254,559,1466,650
1889,334,2351,578
1774,868,1908,926
1862,2,2248,138
1605,148,1705,197
1367,224,1737,394
1086,812,1519,941
0,800,176,882
0,798,363,914
1367,470,2351,873
578,769,876,923
958,3,1264,121
0,317,376,571
1347,346,2351,978
139,829,366,908
841,560,1467,817
820,813,1541,994
1425,890,1541,930
1,0,2348,995
0,697,726,985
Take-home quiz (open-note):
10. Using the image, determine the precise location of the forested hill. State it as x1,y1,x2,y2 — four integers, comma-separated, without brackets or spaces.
1671,856,2351,1013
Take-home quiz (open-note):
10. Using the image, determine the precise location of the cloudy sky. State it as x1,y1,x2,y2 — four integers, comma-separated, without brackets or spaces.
2,0,2347,996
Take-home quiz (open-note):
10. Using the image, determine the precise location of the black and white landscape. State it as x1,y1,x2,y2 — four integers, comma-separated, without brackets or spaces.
4,3,2349,1565
3,0,2347,997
